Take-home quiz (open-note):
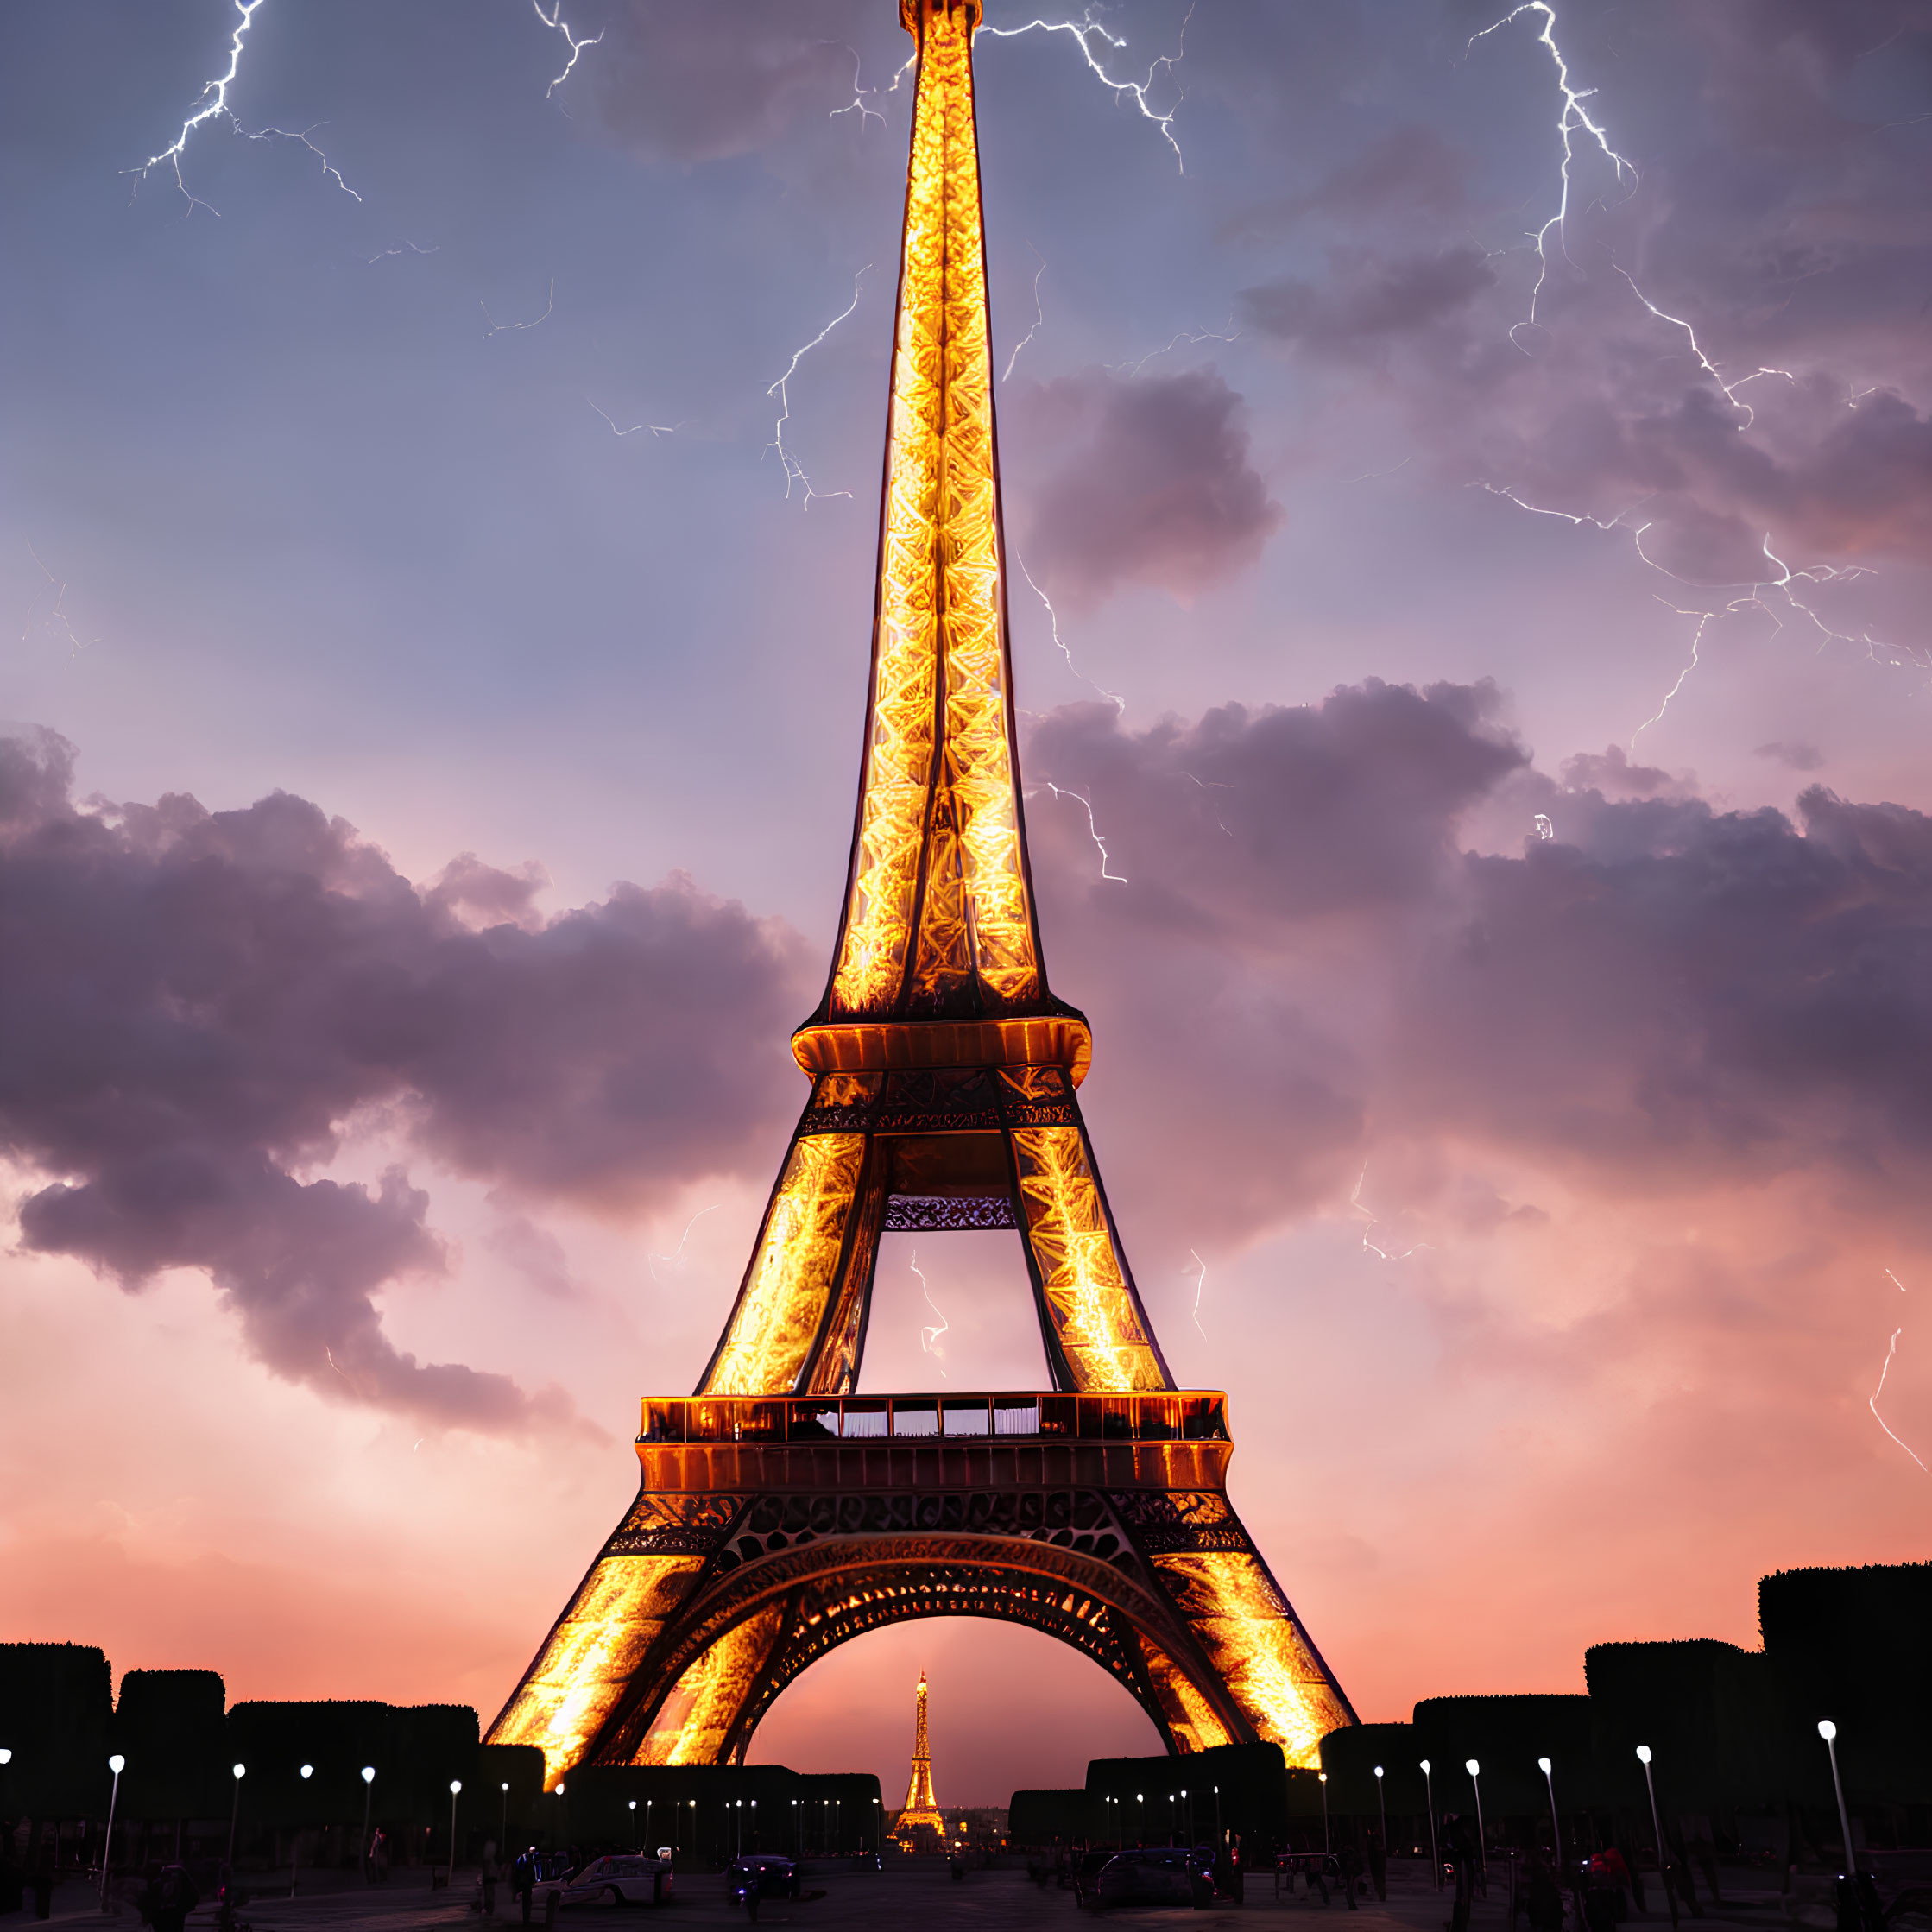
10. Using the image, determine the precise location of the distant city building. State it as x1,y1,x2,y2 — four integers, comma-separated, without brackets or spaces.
890,1674,946,1853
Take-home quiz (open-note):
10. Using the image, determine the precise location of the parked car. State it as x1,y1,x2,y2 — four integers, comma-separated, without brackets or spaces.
1072,1849,1116,1905
1088,1847,1216,1910
726,1854,799,1904
540,1853,672,1909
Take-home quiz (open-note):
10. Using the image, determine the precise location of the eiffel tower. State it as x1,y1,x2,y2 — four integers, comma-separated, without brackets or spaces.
892,1673,944,1851
487,0,1354,1783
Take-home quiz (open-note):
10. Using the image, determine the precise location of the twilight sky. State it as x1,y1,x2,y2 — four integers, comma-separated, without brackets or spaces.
3,0,1930,1805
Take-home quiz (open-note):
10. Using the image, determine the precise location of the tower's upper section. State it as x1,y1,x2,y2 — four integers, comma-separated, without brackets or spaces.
799,0,1083,1070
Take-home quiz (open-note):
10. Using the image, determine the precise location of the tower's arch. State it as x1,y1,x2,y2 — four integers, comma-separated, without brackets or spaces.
602,1532,1247,1768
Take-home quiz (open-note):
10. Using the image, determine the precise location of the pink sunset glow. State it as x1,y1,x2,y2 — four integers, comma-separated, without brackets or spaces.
4,0,1930,1807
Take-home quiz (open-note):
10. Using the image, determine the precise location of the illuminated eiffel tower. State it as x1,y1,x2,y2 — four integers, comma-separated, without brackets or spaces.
892,1673,945,1851
487,0,1354,1782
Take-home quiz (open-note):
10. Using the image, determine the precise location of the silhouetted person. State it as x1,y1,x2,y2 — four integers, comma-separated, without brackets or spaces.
1342,1840,1363,1910
512,1847,537,1924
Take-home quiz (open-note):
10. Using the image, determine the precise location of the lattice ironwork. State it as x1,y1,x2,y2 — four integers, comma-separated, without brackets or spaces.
486,0,1355,1789
883,1194,1015,1230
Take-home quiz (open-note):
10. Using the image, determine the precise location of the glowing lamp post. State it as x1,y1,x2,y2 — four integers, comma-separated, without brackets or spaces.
447,1781,463,1888
501,1780,510,1850
1465,1760,1485,1872
292,1764,313,1894
100,1754,126,1910
1319,1772,1330,1855
1136,1791,1145,1847
1181,1787,1191,1847
228,1763,246,1866
1537,1758,1561,1861
1420,1759,1440,1889
360,1767,376,1883
1819,1722,1858,1877
1636,1747,1676,1930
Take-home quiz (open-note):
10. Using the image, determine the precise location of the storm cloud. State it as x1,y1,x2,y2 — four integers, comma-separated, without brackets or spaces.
1003,368,1283,610
1022,680,1932,1246
0,729,812,1432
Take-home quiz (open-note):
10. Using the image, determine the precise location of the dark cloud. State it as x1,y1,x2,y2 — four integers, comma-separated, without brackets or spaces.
1003,368,1282,609
587,0,868,166
0,729,812,1432
1241,245,1497,356
1020,682,1932,1247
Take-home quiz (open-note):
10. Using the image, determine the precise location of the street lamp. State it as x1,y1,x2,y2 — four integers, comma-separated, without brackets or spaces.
1136,1792,1145,1847
448,1781,463,1889
228,1763,247,1867
1636,1747,1677,1930
501,1781,510,1850
1180,1787,1191,1847
1537,1758,1561,1861
293,1765,313,1894
1465,1760,1485,1873
360,1767,376,1882
751,1799,759,1851
1373,1766,1387,1859
100,1754,126,1910
1319,1772,1330,1855
1420,1759,1439,1890
628,1800,638,1851
1819,1722,1859,1878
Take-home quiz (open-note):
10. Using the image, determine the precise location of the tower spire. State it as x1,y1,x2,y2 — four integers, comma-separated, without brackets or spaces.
893,1670,944,1850
813,0,1048,1030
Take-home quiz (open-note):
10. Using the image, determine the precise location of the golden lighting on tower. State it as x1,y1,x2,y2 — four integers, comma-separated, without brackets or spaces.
831,0,1038,1020
483,0,1357,1790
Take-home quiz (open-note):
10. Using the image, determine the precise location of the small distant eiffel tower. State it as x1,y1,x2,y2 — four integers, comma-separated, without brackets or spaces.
892,1673,946,1851
487,0,1354,1782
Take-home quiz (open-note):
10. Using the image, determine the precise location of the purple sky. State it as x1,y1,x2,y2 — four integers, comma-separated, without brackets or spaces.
3,0,1930,1804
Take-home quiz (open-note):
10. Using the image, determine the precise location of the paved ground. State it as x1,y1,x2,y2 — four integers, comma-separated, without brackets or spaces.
27,1861,1802,1932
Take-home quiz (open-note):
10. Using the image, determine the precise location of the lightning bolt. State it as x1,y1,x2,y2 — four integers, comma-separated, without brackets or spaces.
1871,1270,1926,1473
648,1204,719,1283
1002,252,1048,382
1114,314,1239,379
1013,555,1123,710
912,1248,949,1373
1465,1,1638,343
534,1,603,100
22,541,101,658
1349,1165,1431,1263
1041,782,1126,883
125,0,268,214
1185,1249,1209,1340
978,4,1194,173
829,44,917,128
482,278,555,338
123,1,357,214
586,399,679,439
360,241,438,266
1629,600,1710,752
766,268,870,508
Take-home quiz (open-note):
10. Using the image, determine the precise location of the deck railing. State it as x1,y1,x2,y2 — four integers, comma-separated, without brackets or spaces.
638,1391,1228,1447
